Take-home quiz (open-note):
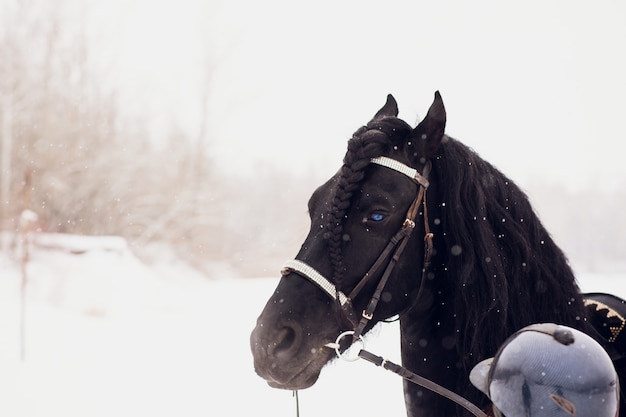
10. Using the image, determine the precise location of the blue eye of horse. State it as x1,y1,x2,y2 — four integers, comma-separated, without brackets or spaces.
370,213,385,222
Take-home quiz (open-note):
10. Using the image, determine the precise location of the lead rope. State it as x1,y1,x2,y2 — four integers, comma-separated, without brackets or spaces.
358,350,487,417
321,331,487,417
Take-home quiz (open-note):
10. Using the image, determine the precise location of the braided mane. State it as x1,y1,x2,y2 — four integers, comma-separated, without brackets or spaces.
325,117,412,287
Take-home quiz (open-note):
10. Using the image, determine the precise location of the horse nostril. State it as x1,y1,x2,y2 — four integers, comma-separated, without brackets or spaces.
272,323,302,359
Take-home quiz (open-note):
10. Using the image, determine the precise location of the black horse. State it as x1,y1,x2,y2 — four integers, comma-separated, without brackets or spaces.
250,92,626,416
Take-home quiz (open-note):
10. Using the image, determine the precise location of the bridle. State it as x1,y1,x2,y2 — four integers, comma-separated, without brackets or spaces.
280,155,488,417
281,155,434,341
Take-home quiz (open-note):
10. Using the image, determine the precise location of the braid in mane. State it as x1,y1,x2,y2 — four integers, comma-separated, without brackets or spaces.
326,118,412,288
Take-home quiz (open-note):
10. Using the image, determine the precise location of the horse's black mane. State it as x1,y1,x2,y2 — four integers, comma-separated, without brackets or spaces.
328,114,589,371
433,136,589,368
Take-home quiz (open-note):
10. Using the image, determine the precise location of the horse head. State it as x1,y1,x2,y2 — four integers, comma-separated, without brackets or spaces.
250,92,447,390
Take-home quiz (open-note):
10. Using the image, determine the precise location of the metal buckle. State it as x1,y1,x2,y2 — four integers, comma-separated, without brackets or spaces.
362,310,373,320
403,218,416,228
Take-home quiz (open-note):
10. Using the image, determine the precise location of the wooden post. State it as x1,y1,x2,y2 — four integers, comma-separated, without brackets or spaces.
18,170,36,362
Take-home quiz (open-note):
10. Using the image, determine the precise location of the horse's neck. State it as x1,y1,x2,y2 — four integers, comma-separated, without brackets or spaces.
400,290,484,417
399,299,470,416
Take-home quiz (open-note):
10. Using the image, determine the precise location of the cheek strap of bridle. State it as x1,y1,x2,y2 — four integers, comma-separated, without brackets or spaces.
348,158,434,339
350,184,425,340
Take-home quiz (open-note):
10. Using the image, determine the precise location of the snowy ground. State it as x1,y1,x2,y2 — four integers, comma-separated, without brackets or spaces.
1,234,625,417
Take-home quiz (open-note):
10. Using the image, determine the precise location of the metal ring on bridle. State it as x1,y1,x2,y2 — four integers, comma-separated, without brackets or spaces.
325,330,365,362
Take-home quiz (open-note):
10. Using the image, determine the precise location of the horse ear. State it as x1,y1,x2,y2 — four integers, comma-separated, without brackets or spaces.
412,91,446,157
373,94,399,120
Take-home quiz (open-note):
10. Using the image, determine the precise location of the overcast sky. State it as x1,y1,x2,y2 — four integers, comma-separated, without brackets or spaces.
5,0,626,190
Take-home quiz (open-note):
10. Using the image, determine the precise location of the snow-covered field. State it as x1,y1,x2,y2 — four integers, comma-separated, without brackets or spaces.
1,234,625,417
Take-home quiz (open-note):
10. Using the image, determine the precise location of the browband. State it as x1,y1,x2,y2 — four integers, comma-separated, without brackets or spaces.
370,156,430,188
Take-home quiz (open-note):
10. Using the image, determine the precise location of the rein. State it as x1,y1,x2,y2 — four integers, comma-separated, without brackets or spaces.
358,343,487,417
281,155,487,417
